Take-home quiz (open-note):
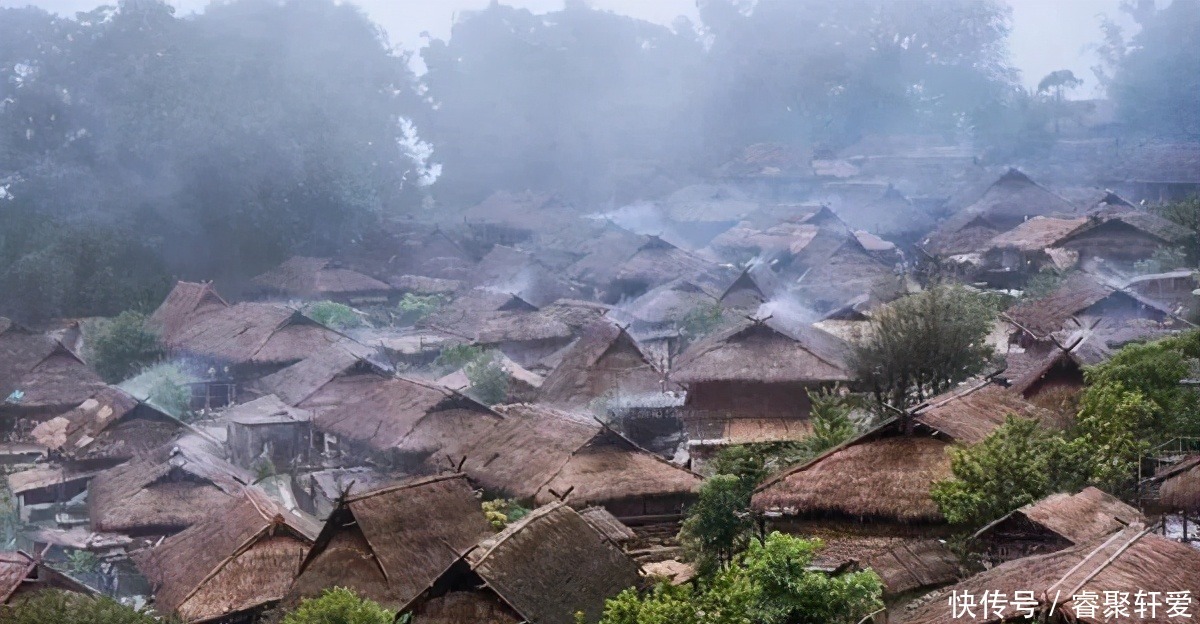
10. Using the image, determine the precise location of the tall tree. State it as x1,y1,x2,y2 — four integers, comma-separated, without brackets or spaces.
1107,0,1200,138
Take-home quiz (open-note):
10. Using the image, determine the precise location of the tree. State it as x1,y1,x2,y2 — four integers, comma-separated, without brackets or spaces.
1106,0,1200,137
464,351,510,406
1072,383,1156,496
4,590,162,624
678,475,756,575
282,587,395,624
305,301,363,330
931,416,1085,527
1036,69,1084,134
850,285,995,416
89,311,164,383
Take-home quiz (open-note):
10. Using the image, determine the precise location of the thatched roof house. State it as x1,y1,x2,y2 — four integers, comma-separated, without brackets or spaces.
470,245,584,309
982,216,1087,275
284,474,492,611
1156,455,1200,512
221,394,312,470
422,288,574,365
149,281,229,345
132,487,319,623
538,320,665,407
88,436,251,536
299,370,501,468
865,539,960,599
30,386,184,470
1004,273,1178,342
0,551,92,604
973,487,1144,565
717,263,781,312
1054,209,1192,266
245,345,376,407
0,325,104,420
900,527,1200,624
609,279,718,336
251,256,391,300
909,383,1068,446
403,502,641,624
820,184,937,241
602,236,728,304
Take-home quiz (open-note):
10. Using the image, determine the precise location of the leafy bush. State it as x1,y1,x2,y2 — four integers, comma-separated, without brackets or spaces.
4,590,162,624
1021,268,1066,300
679,474,755,575
89,311,163,383
305,301,362,330
396,293,445,325
465,353,510,406
680,303,725,341
282,587,395,624
434,344,485,371
481,498,530,531
66,549,99,574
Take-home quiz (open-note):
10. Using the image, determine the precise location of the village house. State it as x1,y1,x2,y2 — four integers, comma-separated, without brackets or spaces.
864,540,961,604
716,263,781,314
818,183,937,245
1052,209,1192,268
283,474,493,612
1003,272,1181,346
606,278,721,362
1153,455,1200,538
421,288,575,367
972,487,1144,566
659,183,762,247
147,281,230,346
436,350,544,404
289,466,388,520
537,320,667,409
220,394,312,471
1,322,105,430
1124,270,1198,314
250,256,392,304
400,502,642,624
979,216,1086,286
132,487,320,623
456,404,702,522
1100,141,1200,203
900,527,1200,624
585,234,729,305
469,245,586,309
0,551,93,605
716,143,814,201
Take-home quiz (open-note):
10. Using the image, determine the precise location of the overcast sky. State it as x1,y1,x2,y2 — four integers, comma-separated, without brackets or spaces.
2,0,1136,94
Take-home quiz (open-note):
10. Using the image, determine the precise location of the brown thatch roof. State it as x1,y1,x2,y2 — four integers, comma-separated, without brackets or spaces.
820,184,938,239
168,303,367,366
457,404,701,511
30,386,183,464
286,474,492,611
87,436,251,535
1157,455,1200,511
390,274,463,296
1104,141,1200,184
408,591,522,624
252,256,390,297
901,527,1200,624
1004,273,1116,339
708,220,820,260
987,217,1088,252
752,424,952,523
792,241,897,313
974,487,1143,545
462,502,641,624
0,551,93,604
300,372,500,457
866,539,960,597
470,245,584,309
538,320,664,407
0,552,39,604
3,341,105,413
132,487,318,623
611,236,725,290
1058,209,1193,246
245,345,372,406
671,318,852,384
911,382,1067,445
578,507,637,544
422,288,572,344
662,183,761,222
148,281,229,345
610,279,718,329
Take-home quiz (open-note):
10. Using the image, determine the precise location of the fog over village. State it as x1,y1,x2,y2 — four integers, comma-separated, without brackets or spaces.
0,1,1199,623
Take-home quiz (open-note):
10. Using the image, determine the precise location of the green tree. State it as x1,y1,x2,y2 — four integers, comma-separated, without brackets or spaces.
395,293,445,325
1082,330,1200,438
850,285,995,415
802,388,860,455
89,311,164,383
1071,383,1156,496
1107,0,1200,138
465,352,510,406
282,587,395,624
433,344,485,371
305,301,362,330
1036,69,1084,134
679,475,756,575
931,416,1085,527
4,590,162,624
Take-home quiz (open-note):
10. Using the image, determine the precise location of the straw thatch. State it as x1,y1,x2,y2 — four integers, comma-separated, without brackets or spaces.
792,241,898,313
717,263,782,311
87,436,251,535
901,527,1200,624
1004,273,1116,339
671,318,852,385
148,281,229,345
30,386,182,465
820,184,937,239
1059,209,1192,247
1157,455,1200,511
663,183,760,221
866,540,960,597
610,279,718,329
753,425,952,523
609,236,726,293
246,345,367,406
986,217,1088,252
462,502,641,624
470,245,584,309
463,190,569,227
0,551,92,604
132,487,318,623
286,474,492,611
408,591,522,624
3,341,105,414
538,320,664,407
974,487,1143,546
168,303,366,366
1105,141,1200,184
300,372,501,458
251,256,390,298
457,404,701,515
709,220,820,260
390,274,463,296
911,383,1067,445
578,507,637,544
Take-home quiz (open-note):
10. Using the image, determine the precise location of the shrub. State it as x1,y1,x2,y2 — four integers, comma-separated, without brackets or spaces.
481,498,530,530
89,311,163,383
434,344,485,370
305,301,362,329
680,302,726,341
396,293,444,325
282,587,395,624
465,352,510,405
4,590,161,624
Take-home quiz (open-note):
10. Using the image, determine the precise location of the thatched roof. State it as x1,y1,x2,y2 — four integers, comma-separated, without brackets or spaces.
88,436,252,535
389,274,463,296
0,551,93,604
457,404,701,511
7,465,101,496
30,386,183,463
1004,273,1115,339
462,190,568,227
986,217,1088,252
132,487,318,623
462,502,641,624
708,219,820,260
792,241,897,313
1157,455,1200,511
470,246,584,309
423,288,572,344
1058,209,1193,246
901,527,1200,624
717,144,813,180
300,371,501,457
408,591,522,624
538,320,664,407
911,382,1066,445
609,279,718,329
578,506,637,544
662,183,760,221
2,340,104,413
245,345,369,406
251,256,390,298
752,426,952,523
866,540,960,597
287,474,492,611
717,263,782,309
1104,141,1200,184
149,281,229,345
168,303,367,366
221,394,310,425
610,236,727,290
974,487,1143,545
671,318,852,385
823,184,938,239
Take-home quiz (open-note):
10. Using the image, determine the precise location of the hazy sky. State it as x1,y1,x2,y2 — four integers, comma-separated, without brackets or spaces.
2,0,1136,94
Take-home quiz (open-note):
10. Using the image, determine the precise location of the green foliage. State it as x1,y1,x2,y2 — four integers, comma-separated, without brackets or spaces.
3,590,162,624
598,533,882,624
465,352,510,406
395,293,445,325
306,301,362,330
1134,246,1191,275
434,344,485,371
282,587,395,624
65,549,99,574
802,388,860,456
1107,0,1200,137
1022,268,1068,300
931,416,1086,527
481,499,530,531
1072,383,1156,496
680,303,726,341
679,475,756,575
851,284,996,411
1155,196,1200,243
1082,330,1200,438
89,311,164,383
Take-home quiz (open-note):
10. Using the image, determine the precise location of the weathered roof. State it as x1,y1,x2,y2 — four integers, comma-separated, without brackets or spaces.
1,336,104,412
0,552,39,604
462,190,568,227
132,487,318,622
986,217,1088,252
246,345,367,406
31,386,182,462
578,506,637,544
0,551,92,604
1157,455,1200,511
221,394,311,425
168,303,366,366
974,487,1143,545
671,318,852,384
1058,209,1192,246
610,279,718,328
1103,141,1200,184
148,281,229,345
463,502,641,624
922,169,1076,255
469,245,584,309
1004,273,1116,339
901,527,1200,624
662,183,760,221
287,474,492,611
717,143,813,180
252,256,391,297
389,274,463,296
911,383,1066,445
538,320,664,407
866,540,960,597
